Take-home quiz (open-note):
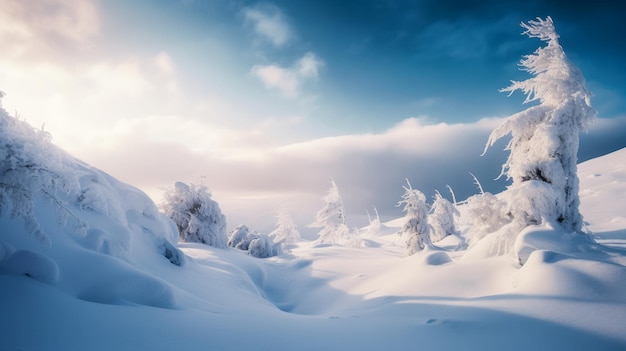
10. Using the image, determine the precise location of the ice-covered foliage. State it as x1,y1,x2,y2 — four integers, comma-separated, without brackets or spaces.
161,181,227,248
461,192,512,246
0,103,81,244
483,17,596,232
309,180,362,247
248,235,277,258
269,209,301,246
228,224,255,250
429,192,459,243
228,225,278,258
397,180,430,255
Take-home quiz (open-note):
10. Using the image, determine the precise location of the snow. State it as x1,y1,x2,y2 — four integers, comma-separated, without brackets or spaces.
0,149,626,350
1,46,626,350
1,145,625,350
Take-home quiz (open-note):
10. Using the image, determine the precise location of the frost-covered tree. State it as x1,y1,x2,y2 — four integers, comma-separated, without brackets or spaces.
429,192,459,242
161,181,227,248
397,180,430,255
269,209,301,245
309,180,361,246
483,17,595,232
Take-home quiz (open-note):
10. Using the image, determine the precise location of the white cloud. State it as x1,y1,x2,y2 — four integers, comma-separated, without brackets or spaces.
296,52,323,79
251,64,300,98
153,52,175,75
86,61,152,98
0,0,100,60
242,4,292,47
251,52,324,98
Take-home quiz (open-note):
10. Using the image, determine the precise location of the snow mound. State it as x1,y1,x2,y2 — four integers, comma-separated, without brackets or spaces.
0,249,59,285
514,221,596,265
513,249,626,302
78,270,176,309
0,105,183,308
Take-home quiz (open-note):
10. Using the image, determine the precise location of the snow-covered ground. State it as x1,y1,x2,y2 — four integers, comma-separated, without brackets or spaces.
1,107,625,350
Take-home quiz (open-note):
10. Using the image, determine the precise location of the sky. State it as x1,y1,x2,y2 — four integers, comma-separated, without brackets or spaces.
1,0,625,236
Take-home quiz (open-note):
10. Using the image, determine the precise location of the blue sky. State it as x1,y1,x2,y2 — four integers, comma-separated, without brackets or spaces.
0,0,624,234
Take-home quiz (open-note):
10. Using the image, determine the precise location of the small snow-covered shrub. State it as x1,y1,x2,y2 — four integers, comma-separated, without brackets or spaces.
228,225,256,250
309,180,362,247
161,181,227,248
228,225,278,258
397,181,430,255
248,235,278,258
429,193,459,242
461,192,511,246
269,209,301,246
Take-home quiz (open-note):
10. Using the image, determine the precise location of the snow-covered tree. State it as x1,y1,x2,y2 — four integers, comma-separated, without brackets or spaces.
309,180,361,246
483,17,596,232
161,181,227,248
397,180,430,255
269,209,301,246
429,192,459,242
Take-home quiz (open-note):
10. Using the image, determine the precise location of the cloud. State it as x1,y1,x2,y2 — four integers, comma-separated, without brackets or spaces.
153,52,175,75
251,52,324,98
242,3,292,47
296,52,323,79
0,0,100,60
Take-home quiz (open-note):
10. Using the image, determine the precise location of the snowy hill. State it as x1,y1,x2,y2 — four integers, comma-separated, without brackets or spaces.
1,98,625,351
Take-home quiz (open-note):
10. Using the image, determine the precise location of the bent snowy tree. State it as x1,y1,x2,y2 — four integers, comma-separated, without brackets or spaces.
484,17,595,232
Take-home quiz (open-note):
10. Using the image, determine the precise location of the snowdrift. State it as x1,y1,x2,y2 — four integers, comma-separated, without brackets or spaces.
0,107,183,309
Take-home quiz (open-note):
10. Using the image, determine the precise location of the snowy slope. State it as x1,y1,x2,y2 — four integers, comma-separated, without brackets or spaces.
1,104,625,351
